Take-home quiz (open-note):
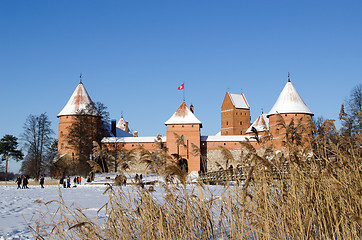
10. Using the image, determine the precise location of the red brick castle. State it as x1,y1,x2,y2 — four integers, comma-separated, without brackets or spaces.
58,77,314,173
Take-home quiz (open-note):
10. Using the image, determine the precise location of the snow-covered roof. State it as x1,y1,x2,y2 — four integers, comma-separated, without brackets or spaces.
246,114,269,133
58,82,98,117
116,117,127,130
229,93,250,109
267,81,313,117
102,136,166,143
165,102,202,125
200,135,255,142
110,128,133,138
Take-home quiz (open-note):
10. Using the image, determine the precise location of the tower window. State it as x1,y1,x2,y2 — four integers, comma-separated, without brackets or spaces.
285,114,287,116
241,131,243,134
182,125,184,128
240,121,242,125
236,112,238,115
226,121,228,126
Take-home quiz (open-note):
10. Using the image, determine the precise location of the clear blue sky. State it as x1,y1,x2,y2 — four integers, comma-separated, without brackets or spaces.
1,0,361,173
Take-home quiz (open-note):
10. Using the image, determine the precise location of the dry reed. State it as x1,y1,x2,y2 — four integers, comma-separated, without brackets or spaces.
29,119,361,239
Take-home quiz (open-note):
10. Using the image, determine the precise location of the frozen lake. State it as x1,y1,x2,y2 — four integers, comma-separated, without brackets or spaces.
0,176,229,239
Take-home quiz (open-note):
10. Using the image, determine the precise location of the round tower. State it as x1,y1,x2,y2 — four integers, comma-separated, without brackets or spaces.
267,78,314,148
57,82,100,156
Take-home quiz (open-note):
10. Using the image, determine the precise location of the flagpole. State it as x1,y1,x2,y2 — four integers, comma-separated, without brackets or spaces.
183,81,185,102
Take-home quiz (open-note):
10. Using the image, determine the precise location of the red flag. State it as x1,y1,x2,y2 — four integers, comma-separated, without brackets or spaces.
178,83,184,90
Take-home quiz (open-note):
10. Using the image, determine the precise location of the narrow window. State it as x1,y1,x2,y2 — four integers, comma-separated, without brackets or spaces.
226,121,228,126
240,121,242,125
241,131,243,135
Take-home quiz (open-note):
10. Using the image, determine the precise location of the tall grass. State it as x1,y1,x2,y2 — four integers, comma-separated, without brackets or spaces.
31,118,361,239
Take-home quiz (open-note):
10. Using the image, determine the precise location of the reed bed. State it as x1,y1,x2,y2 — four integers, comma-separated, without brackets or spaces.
30,121,361,239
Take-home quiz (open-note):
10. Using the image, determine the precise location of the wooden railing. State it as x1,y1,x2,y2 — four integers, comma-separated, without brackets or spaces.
199,162,289,184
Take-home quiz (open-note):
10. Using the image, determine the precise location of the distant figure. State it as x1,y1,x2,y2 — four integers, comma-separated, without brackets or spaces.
140,174,143,183
78,176,81,185
87,176,91,182
135,174,139,183
73,177,77,186
39,175,44,188
22,175,29,189
15,176,22,189
67,176,71,188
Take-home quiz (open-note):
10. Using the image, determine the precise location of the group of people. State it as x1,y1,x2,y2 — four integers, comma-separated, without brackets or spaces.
59,176,82,188
15,175,29,189
15,175,45,189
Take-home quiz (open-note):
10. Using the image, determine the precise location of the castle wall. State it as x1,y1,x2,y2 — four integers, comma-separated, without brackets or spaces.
58,115,100,156
166,124,201,172
268,113,313,148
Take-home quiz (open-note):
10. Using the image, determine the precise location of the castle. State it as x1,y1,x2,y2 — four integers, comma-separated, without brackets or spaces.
57,77,314,173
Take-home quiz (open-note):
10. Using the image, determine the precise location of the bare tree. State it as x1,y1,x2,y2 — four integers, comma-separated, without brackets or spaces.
21,113,54,180
342,84,362,136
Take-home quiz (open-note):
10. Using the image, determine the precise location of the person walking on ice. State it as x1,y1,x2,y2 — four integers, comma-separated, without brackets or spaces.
15,176,21,189
40,175,44,188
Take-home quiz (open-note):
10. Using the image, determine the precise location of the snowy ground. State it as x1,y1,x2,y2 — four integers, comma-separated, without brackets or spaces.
0,173,230,239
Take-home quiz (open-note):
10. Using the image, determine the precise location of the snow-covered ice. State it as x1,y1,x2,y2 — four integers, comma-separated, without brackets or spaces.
0,173,230,239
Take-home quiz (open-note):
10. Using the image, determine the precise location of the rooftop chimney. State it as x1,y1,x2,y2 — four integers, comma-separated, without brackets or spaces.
190,104,194,113
111,120,117,137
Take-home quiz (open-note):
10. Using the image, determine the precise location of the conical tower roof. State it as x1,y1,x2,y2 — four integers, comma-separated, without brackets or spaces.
246,114,269,133
165,102,202,126
57,82,98,117
267,81,313,117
